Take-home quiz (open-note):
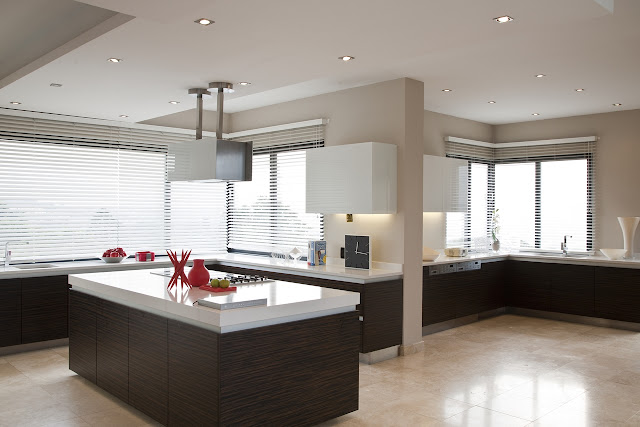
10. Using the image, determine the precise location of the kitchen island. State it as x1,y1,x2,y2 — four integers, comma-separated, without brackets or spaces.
68,269,360,426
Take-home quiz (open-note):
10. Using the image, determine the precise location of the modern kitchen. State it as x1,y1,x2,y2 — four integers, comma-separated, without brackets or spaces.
2,0,640,426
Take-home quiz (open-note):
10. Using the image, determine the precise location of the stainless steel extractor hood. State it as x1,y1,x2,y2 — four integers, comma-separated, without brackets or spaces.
167,84,252,182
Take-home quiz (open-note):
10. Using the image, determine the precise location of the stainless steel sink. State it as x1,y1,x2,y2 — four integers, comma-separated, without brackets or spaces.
12,263,56,269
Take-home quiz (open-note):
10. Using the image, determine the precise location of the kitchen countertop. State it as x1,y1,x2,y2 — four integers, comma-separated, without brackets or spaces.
423,251,640,269
213,253,403,284
69,268,360,333
0,253,403,283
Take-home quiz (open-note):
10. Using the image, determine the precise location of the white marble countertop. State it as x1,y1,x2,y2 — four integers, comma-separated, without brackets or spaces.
69,268,360,333
423,251,640,269
213,253,403,284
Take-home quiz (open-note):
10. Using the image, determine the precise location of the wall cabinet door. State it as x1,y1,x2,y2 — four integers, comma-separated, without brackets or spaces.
0,280,21,347
595,267,640,323
423,155,468,212
97,299,128,403
306,142,397,214
69,290,97,383
21,276,68,344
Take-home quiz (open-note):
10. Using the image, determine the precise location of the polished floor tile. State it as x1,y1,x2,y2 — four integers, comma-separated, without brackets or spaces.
4,315,640,426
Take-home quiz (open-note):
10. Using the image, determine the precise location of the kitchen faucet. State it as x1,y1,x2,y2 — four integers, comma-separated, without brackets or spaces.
561,235,572,256
4,241,29,268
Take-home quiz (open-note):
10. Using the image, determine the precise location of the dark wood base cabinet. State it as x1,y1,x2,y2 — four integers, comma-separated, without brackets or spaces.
1,275,68,348
69,290,360,427
208,263,403,353
423,261,505,326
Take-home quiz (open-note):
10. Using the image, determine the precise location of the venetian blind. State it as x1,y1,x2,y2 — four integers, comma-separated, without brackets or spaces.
228,125,324,255
0,113,227,263
445,136,597,252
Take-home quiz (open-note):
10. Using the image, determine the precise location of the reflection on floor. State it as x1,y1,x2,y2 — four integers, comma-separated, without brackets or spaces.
2,315,640,426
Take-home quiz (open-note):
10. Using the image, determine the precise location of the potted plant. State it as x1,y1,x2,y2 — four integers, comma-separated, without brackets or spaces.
491,208,501,251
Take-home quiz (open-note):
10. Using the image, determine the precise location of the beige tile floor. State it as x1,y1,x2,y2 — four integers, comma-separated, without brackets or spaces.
2,314,640,426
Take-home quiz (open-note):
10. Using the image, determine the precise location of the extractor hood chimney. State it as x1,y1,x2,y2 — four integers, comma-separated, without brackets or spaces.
167,83,252,182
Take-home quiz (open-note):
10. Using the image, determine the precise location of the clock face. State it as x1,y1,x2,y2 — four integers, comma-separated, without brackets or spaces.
345,235,370,269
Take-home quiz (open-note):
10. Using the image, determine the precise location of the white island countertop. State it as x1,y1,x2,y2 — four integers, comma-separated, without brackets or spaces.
69,268,360,333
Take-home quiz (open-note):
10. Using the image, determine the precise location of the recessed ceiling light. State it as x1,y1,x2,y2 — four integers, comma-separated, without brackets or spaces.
575,88,585,92
532,113,540,116
195,18,214,25
442,89,452,92
107,58,122,63
339,56,355,61
488,101,496,104
535,74,546,78
494,15,513,23
168,101,180,105
119,115,129,118
50,83,62,87
613,103,622,106
238,82,251,86
9,101,21,105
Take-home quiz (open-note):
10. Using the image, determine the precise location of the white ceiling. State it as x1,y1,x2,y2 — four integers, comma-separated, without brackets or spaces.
1,0,639,125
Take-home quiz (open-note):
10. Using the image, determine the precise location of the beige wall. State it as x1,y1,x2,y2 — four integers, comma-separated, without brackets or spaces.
422,111,493,249
495,109,640,252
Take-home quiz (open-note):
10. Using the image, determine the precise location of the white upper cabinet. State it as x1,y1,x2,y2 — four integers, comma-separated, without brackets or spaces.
306,142,397,214
423,155,468,212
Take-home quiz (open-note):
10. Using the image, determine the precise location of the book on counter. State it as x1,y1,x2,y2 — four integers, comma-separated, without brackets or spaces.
197,294,267,310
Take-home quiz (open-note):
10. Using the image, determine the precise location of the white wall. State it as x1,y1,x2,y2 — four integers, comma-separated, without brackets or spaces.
494,109,640,253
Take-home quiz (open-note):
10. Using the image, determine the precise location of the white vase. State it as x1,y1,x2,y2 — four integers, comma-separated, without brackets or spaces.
618,216,640,259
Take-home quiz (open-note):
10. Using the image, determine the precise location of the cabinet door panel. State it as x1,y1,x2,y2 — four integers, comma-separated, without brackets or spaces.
129,308,168,425
168,320,219,426
0,279,21,347
423,273,458,325
97,299,128,403
595,267,640,323
550,264,594,317
69,291,97,383
506,261,551,311
21,276,68,343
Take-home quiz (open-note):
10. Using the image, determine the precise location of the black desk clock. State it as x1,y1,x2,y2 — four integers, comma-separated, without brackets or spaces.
345,235,370,269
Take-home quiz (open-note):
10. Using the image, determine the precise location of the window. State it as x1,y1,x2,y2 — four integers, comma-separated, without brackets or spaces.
445,137,595,252
228,128,324,255
0,114,227,262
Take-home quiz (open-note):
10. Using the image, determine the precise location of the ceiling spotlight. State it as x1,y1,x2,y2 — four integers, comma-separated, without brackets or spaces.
494,15,513,23
488,101,496,104
339,56,355,61
9,101,21,105
168,101,180,105
195,18,214,25
532,113,540,116
239,82,251,86
535,74,546,78
50,83,62,87
119,115,129,118
613,103,622,106
575,88,585,92
442,89,452,92
107,58,122,63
